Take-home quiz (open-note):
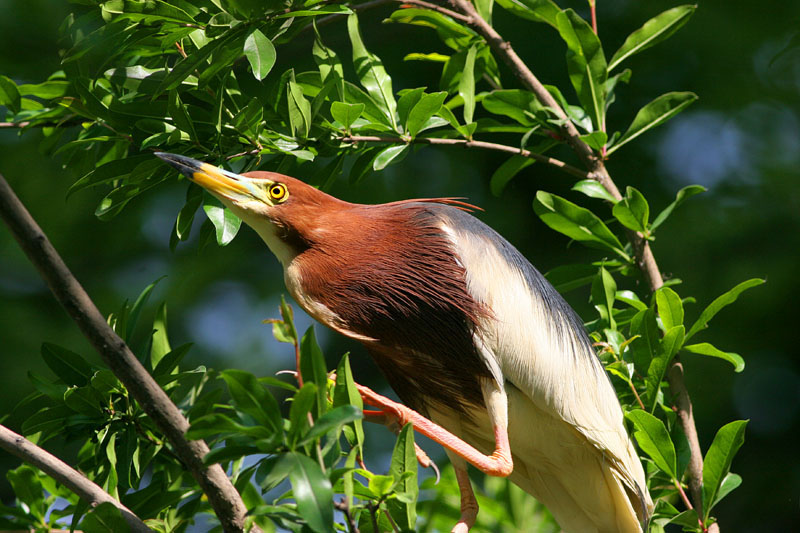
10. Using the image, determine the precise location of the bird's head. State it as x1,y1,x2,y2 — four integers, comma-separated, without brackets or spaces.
156,152,345,263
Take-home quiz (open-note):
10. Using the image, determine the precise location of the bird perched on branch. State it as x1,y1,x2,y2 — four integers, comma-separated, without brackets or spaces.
157,152,653,533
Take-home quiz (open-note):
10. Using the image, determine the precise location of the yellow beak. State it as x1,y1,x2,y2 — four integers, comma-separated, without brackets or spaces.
155,152,258,202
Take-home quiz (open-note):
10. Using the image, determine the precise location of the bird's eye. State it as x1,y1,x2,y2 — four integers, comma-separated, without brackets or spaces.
268,183,288,203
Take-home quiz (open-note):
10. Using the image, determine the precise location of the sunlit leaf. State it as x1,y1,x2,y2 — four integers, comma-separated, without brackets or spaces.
203,194,242,246
609,5,697,71
625,410,677,478
702,420,747,521
682,343,745,372
286,452,334,533
243,28,276,80
685,279,765,341
608,92,698,155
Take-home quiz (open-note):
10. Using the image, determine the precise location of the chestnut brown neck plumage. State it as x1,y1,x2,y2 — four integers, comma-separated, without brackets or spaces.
243,172,492,414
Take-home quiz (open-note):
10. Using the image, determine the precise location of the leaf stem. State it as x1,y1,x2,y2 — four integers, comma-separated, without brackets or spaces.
340,134,589,179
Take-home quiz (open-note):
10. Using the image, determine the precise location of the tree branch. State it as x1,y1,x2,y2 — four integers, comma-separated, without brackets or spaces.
341,134,589,179
0,172,259,533
0,425,151,533
444,0,708,520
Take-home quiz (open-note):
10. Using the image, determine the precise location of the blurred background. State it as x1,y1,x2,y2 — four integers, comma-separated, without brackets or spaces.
1,0,798,530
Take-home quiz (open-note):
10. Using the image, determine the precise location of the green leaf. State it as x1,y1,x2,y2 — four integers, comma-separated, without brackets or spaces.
609,5,697,71
286,452,334,533
149,302,171,368
41,343,92,386
167,89,196,141
685,279,765,341
544,263,599,292
0,75,21,115
300,326,329,415
579,131,607,151
80,501,129,533
712,472,742,509
243,28,276,80
682,343,745,372
482,89,543,126
333,354,364,449
556,9,607,130
625,410,676,478
175,184,203,242
459,44,477,125
312,29,344,99
571,179,618,203
387,424,418,530
656,286,684,330
373,144,410,171
299,405,362,446
289,383,318,447
645,325,684,411
7,465,45,518
220,369,282,433
153,343,192,378
591,267,617,329
407,92,448,138
702,420,748,521
490,155,535,197
650,184,706,232
288,78,312,138
608,92,698,155
330,101,365,130
612,186,649,233
203,194,242,246
533,191,629,259
495,0,561,28
347,13,397,130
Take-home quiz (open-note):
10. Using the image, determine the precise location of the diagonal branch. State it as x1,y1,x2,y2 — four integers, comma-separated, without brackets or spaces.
0,425,151,533
444,0,708,522
0,173,260,533
341,134,589,179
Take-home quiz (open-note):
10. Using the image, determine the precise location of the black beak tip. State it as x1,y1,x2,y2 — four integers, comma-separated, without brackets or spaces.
154,152,202,178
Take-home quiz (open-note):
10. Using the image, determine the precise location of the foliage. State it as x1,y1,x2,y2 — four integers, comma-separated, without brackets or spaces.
0,1,759,532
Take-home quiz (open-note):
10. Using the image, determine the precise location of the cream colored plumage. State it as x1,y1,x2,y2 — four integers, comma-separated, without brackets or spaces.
433,210,653,532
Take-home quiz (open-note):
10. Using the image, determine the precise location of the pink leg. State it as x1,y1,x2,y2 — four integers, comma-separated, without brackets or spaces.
451,459,479,533
356,383,513,477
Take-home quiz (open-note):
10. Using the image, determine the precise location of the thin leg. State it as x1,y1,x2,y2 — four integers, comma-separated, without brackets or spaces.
355,381,513,477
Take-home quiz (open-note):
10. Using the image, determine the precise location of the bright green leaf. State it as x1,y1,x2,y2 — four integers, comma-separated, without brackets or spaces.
243,28,276,81
348,13,397,130
330,101,365,130
608,92,698,155
656,286,684,330
609,5,697,71
373,144,410,170
459,45,477,125
682,343,745,372
685,279,765,341
625,410,677,478
286,452,334,533
650,184,706,232
203,194,242,246
407,91,448,137
533,191,629,259
612,186,649,233
495,0,561,28
571,179,618,203
702,420,747,521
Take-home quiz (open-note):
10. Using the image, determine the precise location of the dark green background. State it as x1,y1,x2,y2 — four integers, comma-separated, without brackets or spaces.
1,1,798,530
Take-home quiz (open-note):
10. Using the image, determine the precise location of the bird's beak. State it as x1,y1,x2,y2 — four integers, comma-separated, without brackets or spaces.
155,152,260,202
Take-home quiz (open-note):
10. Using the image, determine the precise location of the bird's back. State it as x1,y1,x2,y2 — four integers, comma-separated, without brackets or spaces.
430,206,653,532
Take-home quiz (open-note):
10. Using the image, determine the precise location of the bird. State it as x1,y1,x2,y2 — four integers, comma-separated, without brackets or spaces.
156,152,654,533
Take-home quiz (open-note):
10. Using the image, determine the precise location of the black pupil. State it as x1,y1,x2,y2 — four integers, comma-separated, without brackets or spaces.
272,186,282,197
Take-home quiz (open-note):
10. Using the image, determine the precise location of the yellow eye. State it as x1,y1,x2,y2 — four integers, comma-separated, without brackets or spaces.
268,183,288,203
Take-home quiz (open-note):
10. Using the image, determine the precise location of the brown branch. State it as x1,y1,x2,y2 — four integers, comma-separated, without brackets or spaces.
0,425,151,533
445,0,709,521
0,172,260,533
334,499,360,533
341,134,589,179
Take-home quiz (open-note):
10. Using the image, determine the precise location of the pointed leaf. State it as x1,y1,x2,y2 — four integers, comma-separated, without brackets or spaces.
702,420,747,520
333,354,364,449
348,13,397,130
495,0,561,28
373,144,410,171
407,92,448,137
459,44,477,125
609,5,697,71
625,410,677,478
387,424,418,530
608,92,698,154
286,452,334,533
220,369,282,432
490,155,535,196
556,9,607,130
300,326,329,415
685,279,765,341
682,343,745,372
612,186,650,232
571,179,618,203
0,75,21,114
533,191,629,259
299,405,362,446
41,343,92,386
651,184,707,232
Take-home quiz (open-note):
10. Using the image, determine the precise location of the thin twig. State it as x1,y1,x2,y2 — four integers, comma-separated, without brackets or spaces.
445,0,710,522
334,499,360,533
341,134,589,179
0,425,151,533
0,172,259,533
